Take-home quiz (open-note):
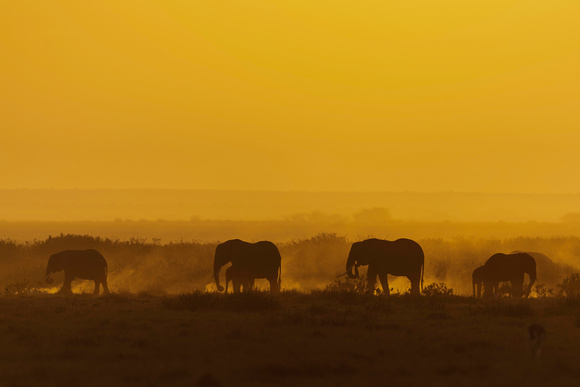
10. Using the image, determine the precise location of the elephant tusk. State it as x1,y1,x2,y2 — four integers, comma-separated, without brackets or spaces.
337,264,357,277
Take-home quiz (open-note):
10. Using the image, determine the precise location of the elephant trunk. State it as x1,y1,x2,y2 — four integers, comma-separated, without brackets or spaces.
473,279,476,298
45,267,54,285
213,261,224,292
346,252,359,279
526,269,537,298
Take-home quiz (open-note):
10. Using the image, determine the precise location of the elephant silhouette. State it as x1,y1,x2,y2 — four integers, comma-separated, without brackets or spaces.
472,265,498,298
345,238,424,295
225,265,255,293
213,239,281,294
510,251,568,289
478,253,537,298
45,249,110,295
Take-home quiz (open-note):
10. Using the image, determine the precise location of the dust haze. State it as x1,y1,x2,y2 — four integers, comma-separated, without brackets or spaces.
2,190,580,296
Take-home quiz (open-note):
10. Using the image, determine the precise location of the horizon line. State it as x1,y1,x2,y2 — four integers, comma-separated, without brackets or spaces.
0,188,579,195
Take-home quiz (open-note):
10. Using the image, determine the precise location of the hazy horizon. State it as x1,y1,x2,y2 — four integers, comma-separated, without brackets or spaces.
1,189,580,223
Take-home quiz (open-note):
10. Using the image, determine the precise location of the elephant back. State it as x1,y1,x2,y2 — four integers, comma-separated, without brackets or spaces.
245,241,281,275
59,249,107,279
484,253,535,282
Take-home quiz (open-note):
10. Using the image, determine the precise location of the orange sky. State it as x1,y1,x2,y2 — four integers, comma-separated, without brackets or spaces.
1,1,579,192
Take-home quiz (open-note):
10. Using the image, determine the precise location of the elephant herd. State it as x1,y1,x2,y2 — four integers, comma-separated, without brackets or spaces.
44,238,546,298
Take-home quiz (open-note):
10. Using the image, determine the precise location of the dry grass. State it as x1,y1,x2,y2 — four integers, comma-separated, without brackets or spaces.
0,233,579,385
0,292,579,386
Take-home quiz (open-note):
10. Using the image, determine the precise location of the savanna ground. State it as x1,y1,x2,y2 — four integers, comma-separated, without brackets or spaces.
1,291,580,387
1,233,580,386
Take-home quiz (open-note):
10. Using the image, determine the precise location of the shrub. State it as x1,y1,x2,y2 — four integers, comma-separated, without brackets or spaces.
496,283,513,297
422,282,453,297
4,280,41,296
558,273,580,298
324,275,368,294
533,283,553,298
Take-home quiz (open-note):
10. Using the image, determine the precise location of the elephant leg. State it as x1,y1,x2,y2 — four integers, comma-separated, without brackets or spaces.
511,274,525,298
378,273,389,296
366,265,378,294
245,279,255,292
408,274,421,296
482,282,493,298
102,280,110,295
233,280,241,293
93,280,100,295
61,272,74,294
268,275,280,294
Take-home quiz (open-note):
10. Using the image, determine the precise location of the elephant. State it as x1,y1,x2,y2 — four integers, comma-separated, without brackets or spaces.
472,265,498,298
225,265,255,293
213,239,281,294
345,238,424,295
510,251,568,289
45,249,110,295
480,253,536,298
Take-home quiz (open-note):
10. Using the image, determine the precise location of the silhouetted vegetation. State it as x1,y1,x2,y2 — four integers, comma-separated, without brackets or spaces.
0,233,578,295
0,232,579,386
558,273,580,298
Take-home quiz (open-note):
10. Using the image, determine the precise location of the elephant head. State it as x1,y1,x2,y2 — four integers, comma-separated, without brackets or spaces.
213,239,243,292
45,252,65,284
346,242,369,279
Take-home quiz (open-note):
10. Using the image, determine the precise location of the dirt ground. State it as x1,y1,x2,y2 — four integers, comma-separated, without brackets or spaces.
0,292,579,387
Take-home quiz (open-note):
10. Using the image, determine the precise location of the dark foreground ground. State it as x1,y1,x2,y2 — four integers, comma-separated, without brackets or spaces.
0,292,579,387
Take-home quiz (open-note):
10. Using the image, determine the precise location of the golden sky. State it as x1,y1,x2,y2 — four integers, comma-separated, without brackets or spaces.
1,1,579,192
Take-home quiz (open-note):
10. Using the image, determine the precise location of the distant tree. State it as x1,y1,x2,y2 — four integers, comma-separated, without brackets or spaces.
561,212,580,223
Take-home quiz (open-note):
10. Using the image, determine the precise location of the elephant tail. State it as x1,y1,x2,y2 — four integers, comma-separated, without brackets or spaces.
420,262,424,292
278,265,282,289
104,260,108,279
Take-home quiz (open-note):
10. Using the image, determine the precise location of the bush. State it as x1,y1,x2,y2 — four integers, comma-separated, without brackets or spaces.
533,283,554,298
324,275,368,294
558,274,580,298
4,280,42,296
422,282,453,297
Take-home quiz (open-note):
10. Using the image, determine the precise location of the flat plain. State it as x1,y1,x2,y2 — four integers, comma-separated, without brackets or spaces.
0,292,579,387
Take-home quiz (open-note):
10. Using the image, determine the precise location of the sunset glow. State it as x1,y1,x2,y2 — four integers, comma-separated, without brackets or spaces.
2,1,579,192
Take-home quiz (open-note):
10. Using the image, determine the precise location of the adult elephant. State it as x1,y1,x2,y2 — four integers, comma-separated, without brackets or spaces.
213,239,281,294
45,249,110,295
481,253,536,298
345,238,424,295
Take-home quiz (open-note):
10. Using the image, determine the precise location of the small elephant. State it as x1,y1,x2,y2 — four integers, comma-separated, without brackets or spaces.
225,265,255,293
45,249,110,295
345,238,424,295
472,266,498,298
